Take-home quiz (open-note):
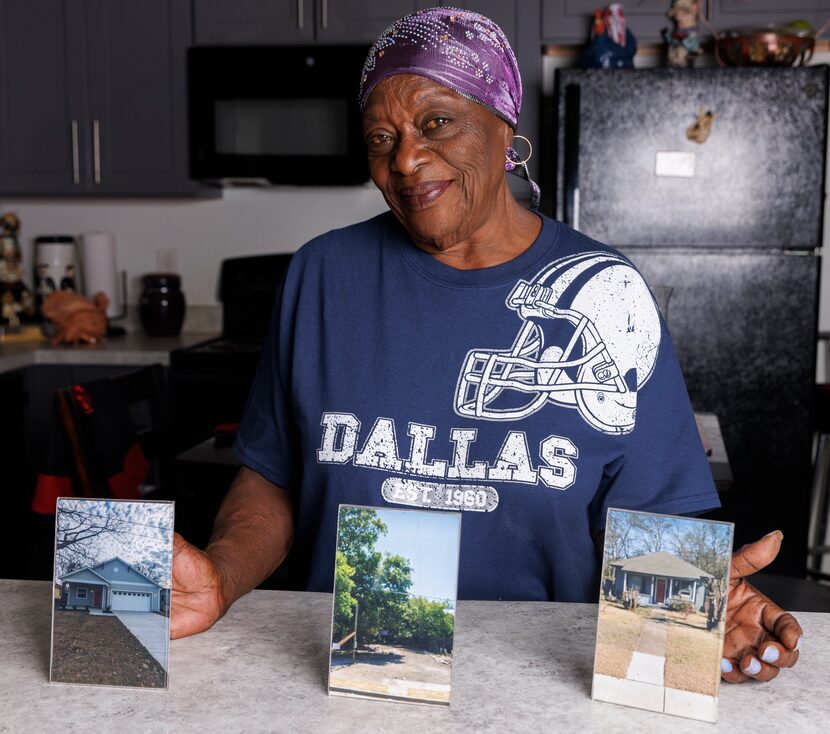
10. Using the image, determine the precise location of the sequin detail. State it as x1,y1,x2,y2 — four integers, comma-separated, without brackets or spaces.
358,7,521,128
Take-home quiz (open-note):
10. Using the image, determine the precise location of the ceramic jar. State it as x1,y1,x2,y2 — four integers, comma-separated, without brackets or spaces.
139,273,185,336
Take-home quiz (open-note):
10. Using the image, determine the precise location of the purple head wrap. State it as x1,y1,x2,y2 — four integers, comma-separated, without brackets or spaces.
358,7,522,129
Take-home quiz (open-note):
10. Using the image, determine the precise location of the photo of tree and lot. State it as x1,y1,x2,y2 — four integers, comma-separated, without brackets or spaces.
51,498,174,689
592,509,734,723
328,505,461,706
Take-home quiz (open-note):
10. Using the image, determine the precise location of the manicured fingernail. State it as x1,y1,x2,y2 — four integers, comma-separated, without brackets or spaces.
744,657,762,675
720,658,733,673
796,636,803,651
761,646,779,663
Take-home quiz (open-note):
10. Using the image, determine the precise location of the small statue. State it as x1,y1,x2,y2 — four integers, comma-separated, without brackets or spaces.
687,106,718,144
580,3,637,69
664,0,701,67
42,290,109,345
1,291,22,328
0,212,35,325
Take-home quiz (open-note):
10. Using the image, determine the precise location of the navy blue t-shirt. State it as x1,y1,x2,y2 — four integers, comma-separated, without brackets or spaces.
235,211,719,601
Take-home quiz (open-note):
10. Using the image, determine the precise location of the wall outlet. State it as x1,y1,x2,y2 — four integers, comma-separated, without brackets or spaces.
156,249,179,273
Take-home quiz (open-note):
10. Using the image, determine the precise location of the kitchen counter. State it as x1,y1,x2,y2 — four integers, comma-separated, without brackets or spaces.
2,580,827,733
0,332,215,374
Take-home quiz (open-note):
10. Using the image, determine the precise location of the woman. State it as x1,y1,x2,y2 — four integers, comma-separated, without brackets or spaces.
171,7,801,684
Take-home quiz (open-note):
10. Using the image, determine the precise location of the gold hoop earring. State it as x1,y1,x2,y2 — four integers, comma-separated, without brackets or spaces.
506,134,533,166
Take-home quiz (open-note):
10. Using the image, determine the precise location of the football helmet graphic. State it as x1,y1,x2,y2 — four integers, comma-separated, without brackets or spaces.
454,252,662,435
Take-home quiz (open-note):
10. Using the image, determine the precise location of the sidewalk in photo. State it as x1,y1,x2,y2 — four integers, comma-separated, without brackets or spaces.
624,611,666,685
113,611,169,669
593,608,717,722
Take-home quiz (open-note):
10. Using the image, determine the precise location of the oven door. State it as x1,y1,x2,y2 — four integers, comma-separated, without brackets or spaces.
188,45,370,185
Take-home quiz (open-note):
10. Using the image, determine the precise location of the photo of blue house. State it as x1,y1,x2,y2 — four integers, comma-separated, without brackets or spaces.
609,551,713,610
60,556,165,614
51,498,174,688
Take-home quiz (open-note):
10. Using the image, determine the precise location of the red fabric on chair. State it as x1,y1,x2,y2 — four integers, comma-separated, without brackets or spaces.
31,378,151,513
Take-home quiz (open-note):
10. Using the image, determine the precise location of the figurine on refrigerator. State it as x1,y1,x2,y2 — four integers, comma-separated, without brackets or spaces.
0,212,35,326
663,0,701,67
580,3,637,69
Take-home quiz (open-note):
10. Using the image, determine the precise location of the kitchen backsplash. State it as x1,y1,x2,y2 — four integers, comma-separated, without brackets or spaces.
5,184,387,309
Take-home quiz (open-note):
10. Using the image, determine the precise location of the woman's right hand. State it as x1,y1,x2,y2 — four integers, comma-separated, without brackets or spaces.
170,532,229,639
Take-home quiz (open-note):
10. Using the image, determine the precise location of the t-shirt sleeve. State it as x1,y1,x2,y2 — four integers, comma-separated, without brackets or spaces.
588,320,721,536
233,268,301,492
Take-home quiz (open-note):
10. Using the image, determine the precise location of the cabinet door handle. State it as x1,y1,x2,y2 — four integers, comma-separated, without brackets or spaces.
71,120,80,185
321,0,328,31
92,119,101,184
297,0,304,30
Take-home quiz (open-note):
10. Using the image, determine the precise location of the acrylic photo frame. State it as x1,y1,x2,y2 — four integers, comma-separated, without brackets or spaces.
328,504,462,706
50,498,175,689
591,508,734,723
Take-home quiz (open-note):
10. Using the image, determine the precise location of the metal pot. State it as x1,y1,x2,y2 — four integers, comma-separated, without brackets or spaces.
714,25,815,67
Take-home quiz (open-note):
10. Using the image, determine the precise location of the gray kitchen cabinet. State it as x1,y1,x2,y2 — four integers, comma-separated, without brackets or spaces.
315,1,433,43
84,0,196,194
0,1,86,194
711,1,830,31
542,0,677,44
194,0,434,45
193,0,314,44
0,0,199,196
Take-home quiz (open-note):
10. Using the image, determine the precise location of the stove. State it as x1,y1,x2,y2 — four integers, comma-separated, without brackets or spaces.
183,338,265,356
170,254,292,448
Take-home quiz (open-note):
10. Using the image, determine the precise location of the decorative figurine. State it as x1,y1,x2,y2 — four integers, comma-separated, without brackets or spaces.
42,290,109,345
687,106,719,144
664,0,701,67
580,3,638,69
0,212,35,326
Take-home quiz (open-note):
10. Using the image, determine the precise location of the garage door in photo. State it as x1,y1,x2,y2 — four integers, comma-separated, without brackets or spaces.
111,590,152,612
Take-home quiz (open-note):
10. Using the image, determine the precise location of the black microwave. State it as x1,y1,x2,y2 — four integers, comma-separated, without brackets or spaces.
188,46,371,186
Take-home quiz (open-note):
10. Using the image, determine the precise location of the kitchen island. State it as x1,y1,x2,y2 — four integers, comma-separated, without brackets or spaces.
2,580,827,733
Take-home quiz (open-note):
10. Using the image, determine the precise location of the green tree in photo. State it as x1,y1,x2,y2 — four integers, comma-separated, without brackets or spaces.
334,507,454,651
337,507,387,595
336,508,413,643
333,551,357,642
401,596,455,652
365,553,412,641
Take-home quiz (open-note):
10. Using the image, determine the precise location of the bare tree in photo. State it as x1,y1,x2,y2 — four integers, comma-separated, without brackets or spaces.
55,504,126,578
605,510,635,561
671,521,731,629
631,514,671,554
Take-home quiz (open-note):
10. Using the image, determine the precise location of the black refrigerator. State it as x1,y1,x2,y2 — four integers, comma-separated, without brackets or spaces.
553,67,828,576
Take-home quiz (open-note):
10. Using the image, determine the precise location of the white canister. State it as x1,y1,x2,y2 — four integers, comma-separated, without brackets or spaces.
34,236,80,313
79,231,120,318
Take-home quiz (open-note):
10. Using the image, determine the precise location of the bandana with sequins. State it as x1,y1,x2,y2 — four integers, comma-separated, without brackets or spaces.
358,7,522,129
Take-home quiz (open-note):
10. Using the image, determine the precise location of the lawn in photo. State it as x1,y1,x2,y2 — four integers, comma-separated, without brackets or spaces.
592,508,734,723
328,505,461,706
50,498,174,689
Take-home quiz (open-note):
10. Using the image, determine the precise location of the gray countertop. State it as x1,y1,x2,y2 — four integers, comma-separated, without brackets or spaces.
2,580,827,733
0,332,215,373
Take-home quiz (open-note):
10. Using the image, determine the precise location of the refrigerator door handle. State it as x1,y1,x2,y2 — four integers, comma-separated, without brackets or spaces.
563,83,581,228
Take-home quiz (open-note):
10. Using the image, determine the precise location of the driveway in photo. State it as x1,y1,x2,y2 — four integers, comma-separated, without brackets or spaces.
113,611,169,669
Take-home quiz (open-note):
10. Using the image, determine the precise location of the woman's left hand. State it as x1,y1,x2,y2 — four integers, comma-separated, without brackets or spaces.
721,531,803,683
